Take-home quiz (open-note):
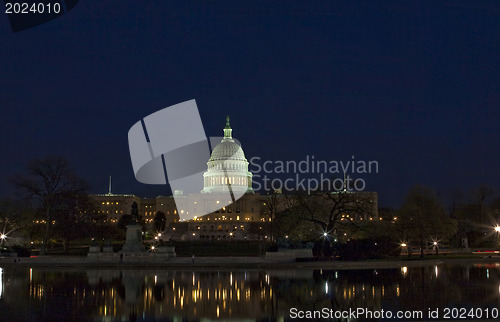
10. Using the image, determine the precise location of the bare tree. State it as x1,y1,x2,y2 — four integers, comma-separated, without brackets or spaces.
399,185,457,258
261,189,286,241
12,156,87,254
284,189,375,255
472,184,495,224
0,198,31,246
52,192,101,253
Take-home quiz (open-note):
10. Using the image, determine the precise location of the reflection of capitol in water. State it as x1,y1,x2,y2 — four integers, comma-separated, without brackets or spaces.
0,264,495,320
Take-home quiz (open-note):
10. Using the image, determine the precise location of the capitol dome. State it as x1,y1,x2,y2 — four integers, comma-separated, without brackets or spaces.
210,139,246,161
201,116,253,194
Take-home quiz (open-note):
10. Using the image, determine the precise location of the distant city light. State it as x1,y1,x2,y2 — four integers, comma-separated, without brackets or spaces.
0,234,6,240
323,232,327,237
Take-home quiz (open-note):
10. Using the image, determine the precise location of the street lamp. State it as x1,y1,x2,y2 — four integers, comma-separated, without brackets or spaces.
401,242,409,257
495,226,500,245
433,241,439,256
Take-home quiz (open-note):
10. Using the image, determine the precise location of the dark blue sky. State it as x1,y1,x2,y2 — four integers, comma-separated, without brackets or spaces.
1,1,499,207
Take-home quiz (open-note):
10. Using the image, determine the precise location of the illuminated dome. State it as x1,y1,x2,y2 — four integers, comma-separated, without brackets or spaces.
202,116,253,193
210,139,246,161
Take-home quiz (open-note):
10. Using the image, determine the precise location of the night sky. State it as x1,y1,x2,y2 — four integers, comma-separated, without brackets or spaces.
1,1,499,207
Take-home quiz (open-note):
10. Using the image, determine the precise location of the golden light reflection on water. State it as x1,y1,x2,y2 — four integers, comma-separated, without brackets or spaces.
0,268,3,299
0,264,496,320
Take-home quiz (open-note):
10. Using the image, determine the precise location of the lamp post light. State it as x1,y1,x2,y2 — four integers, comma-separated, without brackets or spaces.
401,242,409,257
495,226,500,245
433,241,439,256
321,231,330,258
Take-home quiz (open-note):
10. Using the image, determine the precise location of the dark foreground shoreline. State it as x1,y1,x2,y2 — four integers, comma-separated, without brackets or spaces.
1,255,499,270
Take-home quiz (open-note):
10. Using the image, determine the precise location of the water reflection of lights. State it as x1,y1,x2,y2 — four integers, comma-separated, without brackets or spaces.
22,269,390,319
0,268,3,299
473,263,500,268
401,266,408,276
435,266,439,278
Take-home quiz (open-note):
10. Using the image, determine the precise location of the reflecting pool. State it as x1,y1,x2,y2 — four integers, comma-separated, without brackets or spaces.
0,263,499,321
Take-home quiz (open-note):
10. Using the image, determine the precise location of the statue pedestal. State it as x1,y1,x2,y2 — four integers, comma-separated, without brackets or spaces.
120,225,145,253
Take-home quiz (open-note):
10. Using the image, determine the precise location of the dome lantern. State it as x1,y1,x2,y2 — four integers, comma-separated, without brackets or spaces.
223,115,232,139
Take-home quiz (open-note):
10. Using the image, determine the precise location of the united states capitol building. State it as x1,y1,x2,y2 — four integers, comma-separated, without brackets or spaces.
91,117,378,240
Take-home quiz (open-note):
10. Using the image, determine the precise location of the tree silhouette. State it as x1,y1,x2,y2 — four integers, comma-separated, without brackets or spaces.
12,156,87,254
153,211,166,232
399,185,457,258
